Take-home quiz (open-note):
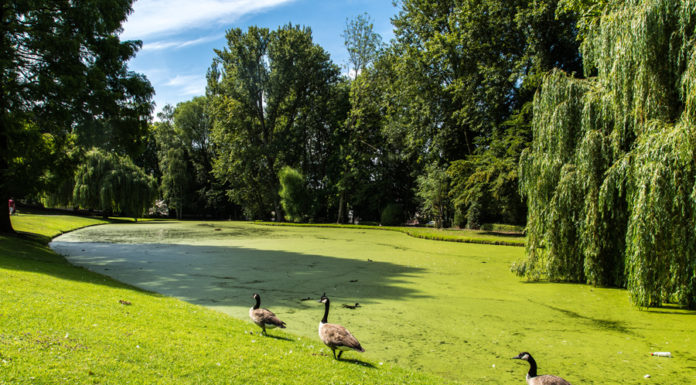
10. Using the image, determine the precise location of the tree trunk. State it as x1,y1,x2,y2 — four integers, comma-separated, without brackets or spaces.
0,200,13,234
337,191,345,224
0,111,15,233
274,199,282,222
438,204,444,229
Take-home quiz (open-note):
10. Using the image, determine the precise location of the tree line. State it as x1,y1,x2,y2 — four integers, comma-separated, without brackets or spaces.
156,1,583,226
2,0,695,308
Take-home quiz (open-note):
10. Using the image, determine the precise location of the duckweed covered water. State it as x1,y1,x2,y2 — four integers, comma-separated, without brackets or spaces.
50,221,696,384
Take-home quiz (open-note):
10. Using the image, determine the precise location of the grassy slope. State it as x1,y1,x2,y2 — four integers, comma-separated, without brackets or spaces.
51,220,696,384
0,215,449,385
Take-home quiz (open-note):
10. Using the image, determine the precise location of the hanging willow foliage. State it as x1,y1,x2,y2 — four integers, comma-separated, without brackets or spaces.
519,0,696,308
73,148,158,220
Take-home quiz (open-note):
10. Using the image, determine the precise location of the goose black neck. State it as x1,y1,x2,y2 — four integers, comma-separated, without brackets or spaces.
527,355,538,378
321,299,330,324
253,296,260,310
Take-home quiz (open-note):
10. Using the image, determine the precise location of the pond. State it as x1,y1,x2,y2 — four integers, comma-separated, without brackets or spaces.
50,221,696,384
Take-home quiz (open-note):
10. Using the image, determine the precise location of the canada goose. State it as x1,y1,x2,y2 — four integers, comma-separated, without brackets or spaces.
249,293,286,335
512,352,571,385
317,293,364,359
342,303,360,309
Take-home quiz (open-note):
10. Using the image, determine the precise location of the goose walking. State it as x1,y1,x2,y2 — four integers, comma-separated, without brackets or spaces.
512,352,571,385
317,293,364,359
249,293,286,335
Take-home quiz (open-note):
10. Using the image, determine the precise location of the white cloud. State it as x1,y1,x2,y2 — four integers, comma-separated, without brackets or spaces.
141,34,223,52
164,75,207,97
122,0,295,40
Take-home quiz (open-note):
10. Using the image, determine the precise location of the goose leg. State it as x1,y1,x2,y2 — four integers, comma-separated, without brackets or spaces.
332,349,337,359
337,351,344,360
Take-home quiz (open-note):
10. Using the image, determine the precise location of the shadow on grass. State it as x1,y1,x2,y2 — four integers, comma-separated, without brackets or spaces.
522,282,696,315
0,234,153,293
262,334,294,342
644,305,696,315
338,358,376,368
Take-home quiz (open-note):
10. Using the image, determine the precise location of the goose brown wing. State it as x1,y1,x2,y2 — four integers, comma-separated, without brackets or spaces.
320,323,364,352
252,308,286,328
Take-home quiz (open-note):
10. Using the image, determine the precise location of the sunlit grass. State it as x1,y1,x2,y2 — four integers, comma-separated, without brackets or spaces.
11,214,108,242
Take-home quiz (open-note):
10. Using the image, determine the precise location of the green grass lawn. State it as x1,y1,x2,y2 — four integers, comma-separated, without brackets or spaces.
0,215,449,385
46,219,696,384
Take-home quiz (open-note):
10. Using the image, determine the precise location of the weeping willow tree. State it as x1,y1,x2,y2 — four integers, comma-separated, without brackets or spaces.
519,0,696,308
73,148,158,220
160,147,190,220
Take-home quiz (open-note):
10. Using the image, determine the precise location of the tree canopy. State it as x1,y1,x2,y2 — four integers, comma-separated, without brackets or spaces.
386,0,582,227
207,24,344,220
1,0,153,231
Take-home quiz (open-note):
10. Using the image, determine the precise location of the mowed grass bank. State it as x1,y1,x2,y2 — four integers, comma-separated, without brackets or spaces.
51,220,696,384
0,215,449,385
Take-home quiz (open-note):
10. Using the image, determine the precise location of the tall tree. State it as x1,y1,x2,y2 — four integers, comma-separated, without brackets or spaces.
207,25,342,220
390,0,581,226
449,0,582,227
519,0,696,308
336,13,385,223
153,98,237,219
160,147,190,220
343,13,383,78
153,105,189,219
1,0,153,232
416,163,450,228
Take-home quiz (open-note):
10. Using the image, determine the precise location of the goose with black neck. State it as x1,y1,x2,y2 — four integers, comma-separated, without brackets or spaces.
317,293,364,360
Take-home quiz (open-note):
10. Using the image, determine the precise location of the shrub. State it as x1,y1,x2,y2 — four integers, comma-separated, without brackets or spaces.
278,166,310,222
380,203,405,226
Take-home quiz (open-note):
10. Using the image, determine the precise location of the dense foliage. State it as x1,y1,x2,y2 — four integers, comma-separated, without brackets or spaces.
73,149,158,219
207,25,346,220
278,166,311,222
1,0,153,231
153,98,238,219
519,0,696,308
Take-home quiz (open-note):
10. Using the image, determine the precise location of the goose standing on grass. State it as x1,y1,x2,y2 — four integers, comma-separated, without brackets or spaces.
249,293,286,335
317,293,364,359
512,352,571,385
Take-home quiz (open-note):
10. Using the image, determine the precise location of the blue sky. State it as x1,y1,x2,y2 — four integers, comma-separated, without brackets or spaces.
120,0,399,118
